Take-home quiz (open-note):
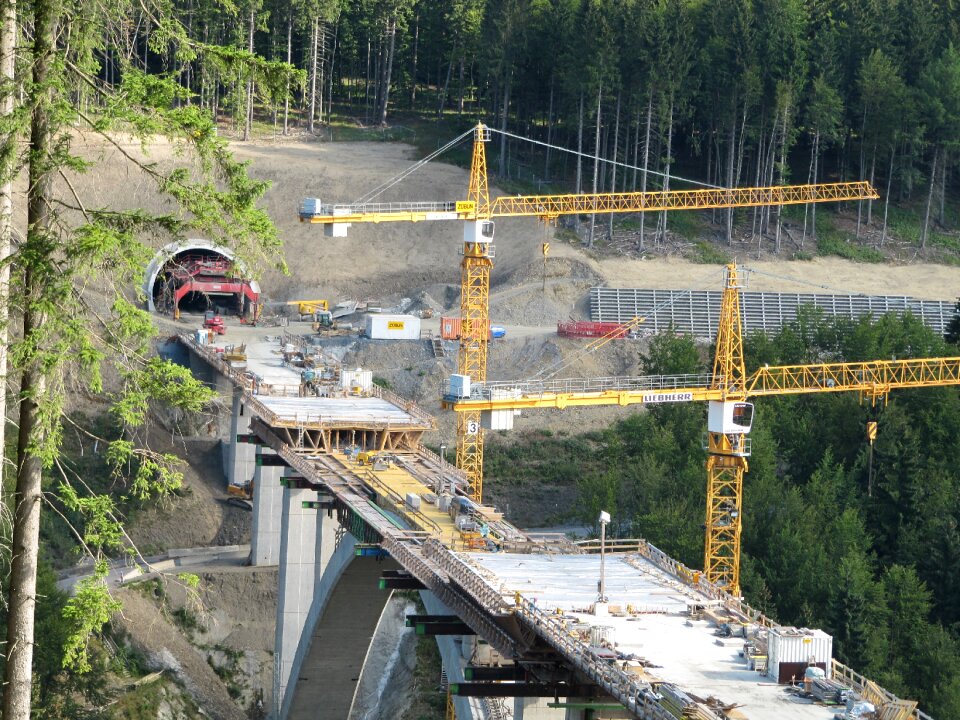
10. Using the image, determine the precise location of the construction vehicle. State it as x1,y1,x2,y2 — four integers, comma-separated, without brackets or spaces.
300,122,878,503
258,298,330,322
222,343,247,368
203,310,226,335
226,481,253,509
450,263,960,594
357,451,396,471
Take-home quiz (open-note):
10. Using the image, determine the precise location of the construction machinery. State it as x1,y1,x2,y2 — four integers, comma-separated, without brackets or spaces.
450,263,960,594
300,122,879,502
259,298,330,321
203,310,226,335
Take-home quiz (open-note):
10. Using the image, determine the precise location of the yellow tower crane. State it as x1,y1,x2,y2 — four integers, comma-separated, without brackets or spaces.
450,263,960,594
300,123,879,503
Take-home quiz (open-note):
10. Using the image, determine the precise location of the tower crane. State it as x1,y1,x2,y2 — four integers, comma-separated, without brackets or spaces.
300,123,879,503
448,263,960,594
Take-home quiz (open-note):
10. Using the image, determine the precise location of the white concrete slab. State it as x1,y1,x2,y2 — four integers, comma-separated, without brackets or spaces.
462,553,838,720
257,395,424,426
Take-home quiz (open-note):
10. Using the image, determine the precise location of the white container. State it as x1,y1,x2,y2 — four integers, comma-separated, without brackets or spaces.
438,494,452,512
405,493,421,511
195,329,207,345
448,374,471,398
767,627,833,682
590,625,615,647
364,313,421,340
340,368,373,393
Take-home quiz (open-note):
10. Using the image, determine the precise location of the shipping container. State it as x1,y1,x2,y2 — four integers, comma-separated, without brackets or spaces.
767,627,833,683
439,316,496,340
557,321,629,339
364,313,421,340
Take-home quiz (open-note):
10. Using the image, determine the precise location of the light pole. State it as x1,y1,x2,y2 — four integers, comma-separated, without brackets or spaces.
598,510,610,605
439,443,447,495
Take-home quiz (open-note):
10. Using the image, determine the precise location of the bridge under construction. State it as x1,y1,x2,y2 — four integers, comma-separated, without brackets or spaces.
179,328,929,720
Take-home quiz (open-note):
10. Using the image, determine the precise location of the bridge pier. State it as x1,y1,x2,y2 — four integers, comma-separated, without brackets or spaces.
274,477,340,713
251,448,284,566
227,388,255,487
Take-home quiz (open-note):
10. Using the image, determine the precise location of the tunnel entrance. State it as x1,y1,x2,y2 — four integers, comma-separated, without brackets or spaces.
144,241,260,319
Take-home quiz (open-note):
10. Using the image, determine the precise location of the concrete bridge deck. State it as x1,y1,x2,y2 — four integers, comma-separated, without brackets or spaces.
177,331,932,720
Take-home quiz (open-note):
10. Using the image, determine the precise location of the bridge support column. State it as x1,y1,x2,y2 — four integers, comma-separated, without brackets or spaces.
513,698,573,720
274,480,339,711
251,448,284,566
227,387,255,487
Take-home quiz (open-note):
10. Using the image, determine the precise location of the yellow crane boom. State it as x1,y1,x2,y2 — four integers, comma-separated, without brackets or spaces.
447,264,960,594
300,123,879,505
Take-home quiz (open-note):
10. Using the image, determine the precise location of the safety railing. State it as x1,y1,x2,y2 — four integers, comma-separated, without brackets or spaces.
512,595,701,720
831,660,933,720
299,200,460,219
457,373,715,402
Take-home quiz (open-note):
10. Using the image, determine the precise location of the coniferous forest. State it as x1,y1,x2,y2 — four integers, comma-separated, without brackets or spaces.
189,0,960,252
1,0,960,718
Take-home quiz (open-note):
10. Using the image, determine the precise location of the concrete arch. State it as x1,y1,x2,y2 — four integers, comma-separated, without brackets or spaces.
142,239,261,313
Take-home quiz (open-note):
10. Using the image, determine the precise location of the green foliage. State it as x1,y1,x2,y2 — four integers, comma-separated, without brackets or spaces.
690,241,731,264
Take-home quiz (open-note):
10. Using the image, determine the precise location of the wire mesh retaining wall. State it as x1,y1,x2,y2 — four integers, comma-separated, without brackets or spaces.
590,288,954,338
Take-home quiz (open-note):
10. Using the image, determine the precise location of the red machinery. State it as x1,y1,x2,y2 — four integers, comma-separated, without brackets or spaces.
203,310,226,335
161,254,260,319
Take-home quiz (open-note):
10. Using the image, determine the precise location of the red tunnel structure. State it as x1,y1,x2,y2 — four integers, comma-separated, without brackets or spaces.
145,240,260,319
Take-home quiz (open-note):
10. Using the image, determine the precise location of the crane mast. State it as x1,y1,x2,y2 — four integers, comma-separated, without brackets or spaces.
704,265,751,593
458,125,494,501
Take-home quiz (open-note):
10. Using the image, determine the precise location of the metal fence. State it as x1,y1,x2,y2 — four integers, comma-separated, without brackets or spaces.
590,287,955,338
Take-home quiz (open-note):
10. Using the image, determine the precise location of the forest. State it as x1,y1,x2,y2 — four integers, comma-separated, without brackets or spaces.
176,0,960,251
487,310,960,718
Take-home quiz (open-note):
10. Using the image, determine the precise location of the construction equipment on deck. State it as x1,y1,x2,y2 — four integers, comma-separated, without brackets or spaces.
450,263,960,595
300,123,878,503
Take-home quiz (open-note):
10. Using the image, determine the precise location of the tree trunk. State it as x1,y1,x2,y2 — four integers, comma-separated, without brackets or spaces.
308,17,318,133
497,73,510,177
0,0,14,516
377,17,395,125
639,90,652,250
243,3,254,141
457,55,465,116
318,21,326,125
575,89,584,194
409,14,418,108
588,83,601,248
921,146,938,249
939,149,948,227
631,104,639,191
881,144,895,246
608,92,620,240
437,55,454,118
867,144,876,225
725,96,737,244
327,19,338,122
657,95,674,247
283,11,292,134
4,1,55,717
811,131,820,242
544,76,554,178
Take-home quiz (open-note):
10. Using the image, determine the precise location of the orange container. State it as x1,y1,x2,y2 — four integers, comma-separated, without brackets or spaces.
440,316,493,340
440,316,461,339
